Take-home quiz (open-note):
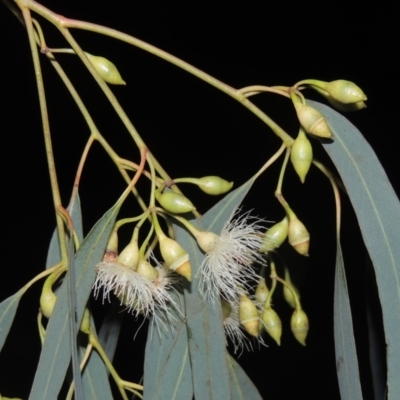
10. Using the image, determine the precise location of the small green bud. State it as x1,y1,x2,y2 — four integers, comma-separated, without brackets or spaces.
326,96,367,112
255,277,269,305
103,230,118,262
117,240,139,270
291,308,309,346
290,129,313,183
197,176,233,195
136,259,159,281
155,191,195,213
324,80,367,104
40,279,57,319
287,213,310,256
239,294,260,337
159,233,192,281
259,217,289,253
294,103,332,139
283,268,300,309
261,306,282,345
85,52,126,85
80,308,91,335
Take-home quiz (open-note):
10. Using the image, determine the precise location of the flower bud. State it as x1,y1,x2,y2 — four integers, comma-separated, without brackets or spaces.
159,234,192,281
103,230,118,263
255,277,269,305
288,214,310,256
294,103,332,139
326,96,367,112
290,129,313,183
261,306,282,345
283,268,300,309
85,52,126,85
291,308,309,346
221,298,232,319
155,191,195,213
136,259,159,281
259,217,288,253
80,308,91,335
40,278,57,319
117,240,139,270
239,294,260,337
196,176,233,195
324,80,367,104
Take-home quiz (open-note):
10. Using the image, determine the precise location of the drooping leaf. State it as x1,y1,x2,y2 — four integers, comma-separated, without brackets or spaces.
176,179,256,400
227,355,262,400
334,244,363,400
46,194,83,269
29,204,119,400
309,100,400,400
0,290,24,352
143,291,192,400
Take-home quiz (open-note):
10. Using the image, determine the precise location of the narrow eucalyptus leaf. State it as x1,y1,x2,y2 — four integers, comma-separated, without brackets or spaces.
309,100,400,400
334,244,363,400
0,290,24,352
143,291,192,400
227,355,262,400
174,179,256,400
29,204,119,400
46,194,83,269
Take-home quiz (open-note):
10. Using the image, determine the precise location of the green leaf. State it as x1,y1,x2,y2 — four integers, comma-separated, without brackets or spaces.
143,292,193,400
177,179,256,400
46,194,83,269
29,203,119,400
0,290,24,352
334,244,363,400
227,355,262,400
309,100,400,400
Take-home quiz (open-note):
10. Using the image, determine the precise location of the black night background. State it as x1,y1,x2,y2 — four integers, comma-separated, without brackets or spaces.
0,2,398,399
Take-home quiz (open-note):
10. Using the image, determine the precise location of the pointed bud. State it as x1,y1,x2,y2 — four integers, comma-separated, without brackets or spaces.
40,276,57,319
239,294,260,337
261,306,282,345
290,129,313,183
288,213,310,256
324,80,367,104
255,278,269,305
136,259,159,281
326,96,367,112
80,308,91,335
159,234,192,281
117,240,139,270
283,268,300,309
260,217,289,253
221,298,232,319
291,308,309,346
196,176,233,195
294,103,332,138
85,52,126,85
155,191,195,213
103,230,119,262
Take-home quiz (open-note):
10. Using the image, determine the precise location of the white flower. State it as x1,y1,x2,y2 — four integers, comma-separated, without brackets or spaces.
93,253,178,324
197,209,265,302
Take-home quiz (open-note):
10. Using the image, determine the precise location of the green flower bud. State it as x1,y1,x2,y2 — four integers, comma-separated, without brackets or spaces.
259,216,289,253
290,129,313,183
261,306,282,345
221,298,232,319
283,268,300,309
85,52,126,85
239,294,260,337
117,240,139,270
291,308,309,346
255,277,269,305
80,308,91,335
40,276,57,319
136,259,159,281
159,233,192,281
287,213,310,256
155,191,195,213
103,230,118,262
197,176,233,195
326,96,367,112
294,103,332,139
324,80,367,104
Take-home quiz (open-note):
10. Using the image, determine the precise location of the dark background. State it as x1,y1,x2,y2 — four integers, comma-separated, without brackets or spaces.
0,1,398,399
